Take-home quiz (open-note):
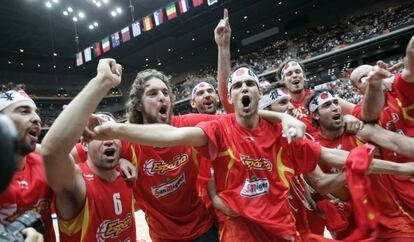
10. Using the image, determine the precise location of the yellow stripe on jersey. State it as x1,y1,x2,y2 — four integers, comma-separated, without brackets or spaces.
219,148,235,188
191,147,200,168
275,147,294,188
397,98,414,122
130,144,139,167
58,198,90,237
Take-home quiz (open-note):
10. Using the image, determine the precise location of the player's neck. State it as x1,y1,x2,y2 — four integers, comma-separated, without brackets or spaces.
16,155,26,171
236,113,260,130
86,160,119,182
289,90,305,103
318,126,344,140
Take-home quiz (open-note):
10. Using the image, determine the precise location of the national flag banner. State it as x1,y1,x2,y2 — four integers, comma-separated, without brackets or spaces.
121,26,131,42
192,0,203,7
153,9,164,26
207,0,217,5
143,15,153,31
111,32,121,48
84,47,92,62
93,42,102,57
165,2,177,20
76,52,83,66
132,21,141,37
102,37,111,53
178,0,189,13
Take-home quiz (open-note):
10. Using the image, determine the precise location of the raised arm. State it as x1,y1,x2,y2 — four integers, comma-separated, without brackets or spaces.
94,123,208,148
215,9,233,113
402,36,414,83
41,59,122,216
319,147,414,176
357,123,414,158
258,110,306,142
361,63,390,122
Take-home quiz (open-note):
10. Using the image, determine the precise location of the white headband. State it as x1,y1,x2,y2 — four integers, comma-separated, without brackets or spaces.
259,88,290,110
308,91,337,113
191,82,215,100
95,113,116,123
227,67,259,93
281,61,303,79
0,90,36,112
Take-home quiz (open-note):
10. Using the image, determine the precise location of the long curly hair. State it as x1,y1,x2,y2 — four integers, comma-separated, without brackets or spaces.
126,69,173,124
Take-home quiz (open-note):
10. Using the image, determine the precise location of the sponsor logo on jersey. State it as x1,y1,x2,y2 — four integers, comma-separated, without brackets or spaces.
241,155,272,171
143,154,189,176
17,180,29,189
151,173,186,199
240,178,269,198
96,213,133,242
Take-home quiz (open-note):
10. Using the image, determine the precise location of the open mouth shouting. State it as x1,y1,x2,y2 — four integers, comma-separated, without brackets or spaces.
103,147,117,161
159,105,168,121
27,125,41,143
241,95,252,112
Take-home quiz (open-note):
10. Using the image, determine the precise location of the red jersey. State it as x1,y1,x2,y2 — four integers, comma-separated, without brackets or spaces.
314,131,414,239
291,89,318,137
74,142,87,163
196,114,321,239
121,114,219,241
0,153,55,242
58,162,136,242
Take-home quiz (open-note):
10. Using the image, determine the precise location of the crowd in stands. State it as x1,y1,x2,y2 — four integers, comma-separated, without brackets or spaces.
169,3,414,102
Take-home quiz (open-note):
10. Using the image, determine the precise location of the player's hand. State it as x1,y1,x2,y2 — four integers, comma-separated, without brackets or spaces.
22,227,44,242
280,113,306,143
96,58,122,88
214,9,231,48
81,114,107,142
211,194,239,217
119,158,137,181
366,62,391,87
343,114,364,135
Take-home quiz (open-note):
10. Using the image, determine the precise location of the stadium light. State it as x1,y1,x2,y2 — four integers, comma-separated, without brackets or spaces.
278,1,282,5
45,2,52,8
67,7,73,12
93,22,98,26
63,11,68,16
20,49,24,53
111,11,117,17
53,65,56,69
168,48,171,52
53,52,57,56
145,58,149,61
102,0,109,3
116,7,122,13
52,0,58,3
7,61,11,64
78,11,85,18
243,16,247,20
72,17,78,22
89,24,94,29
68,66,71,69
37,64,41,67
20,63,24,66
96,2,101,7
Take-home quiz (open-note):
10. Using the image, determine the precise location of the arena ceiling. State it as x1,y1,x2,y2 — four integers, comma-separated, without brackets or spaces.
0,0,407,76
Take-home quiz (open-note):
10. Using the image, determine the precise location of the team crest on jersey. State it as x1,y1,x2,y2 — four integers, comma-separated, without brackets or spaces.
241,155,272,171
240,178,269,198
96,213,133,242
143,154,189,176
151,173,186,199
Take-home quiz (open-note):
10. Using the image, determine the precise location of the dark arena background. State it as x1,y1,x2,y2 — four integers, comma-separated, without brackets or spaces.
1,0,414,240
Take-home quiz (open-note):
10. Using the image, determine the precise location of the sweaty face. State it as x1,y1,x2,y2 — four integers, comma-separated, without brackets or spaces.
2,101,41,155
191,87,219,114
229,79,261,118
314,99,344,131
282,66,306,94
87,139,121,170
350,65,372,94
140,78,172,124
268,96,294,115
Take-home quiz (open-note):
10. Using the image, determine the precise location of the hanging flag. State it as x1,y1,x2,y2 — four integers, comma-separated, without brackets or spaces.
165,2,177,20
178,0,189,13
143,15,153,31
76,52,83,66
102,37,111,53
121,26,131,42
84,47,92,62
192,0,203,7
132,21,141,37
93,42,102,57
207,0,217,5
153,9,164,26
111,32,121,48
